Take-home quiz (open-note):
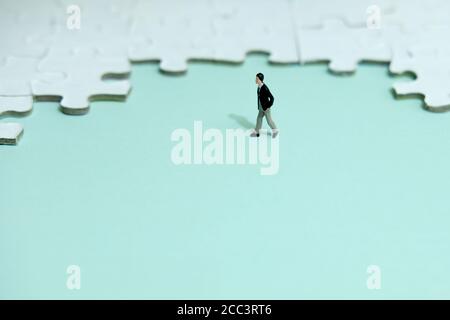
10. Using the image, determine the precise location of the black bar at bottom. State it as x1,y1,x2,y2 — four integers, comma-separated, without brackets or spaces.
0,300,444,318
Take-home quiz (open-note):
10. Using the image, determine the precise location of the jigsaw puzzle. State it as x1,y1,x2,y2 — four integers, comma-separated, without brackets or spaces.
1,0,450,144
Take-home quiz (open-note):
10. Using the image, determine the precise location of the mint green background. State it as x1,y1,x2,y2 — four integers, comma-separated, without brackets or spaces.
1,55,450,299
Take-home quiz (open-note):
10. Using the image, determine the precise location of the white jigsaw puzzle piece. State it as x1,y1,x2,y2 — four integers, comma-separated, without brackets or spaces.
211,0,298,64
291,0,396,29
0,0,60,62
297,19,391,73
47,0,141,59
129,0,215,73
32,48,131,115
0,56,63,115
0,96,33,115
0,122,24,145
391,44,450,111
383,0,450,31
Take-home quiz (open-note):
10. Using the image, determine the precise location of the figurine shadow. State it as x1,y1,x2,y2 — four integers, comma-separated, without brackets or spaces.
228,113,271,136
228,113,254,129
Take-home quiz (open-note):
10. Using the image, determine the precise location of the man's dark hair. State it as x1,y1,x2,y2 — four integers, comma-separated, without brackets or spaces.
256,73,264,82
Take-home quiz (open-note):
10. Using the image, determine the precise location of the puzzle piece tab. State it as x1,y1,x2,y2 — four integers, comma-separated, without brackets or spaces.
298,19,391,73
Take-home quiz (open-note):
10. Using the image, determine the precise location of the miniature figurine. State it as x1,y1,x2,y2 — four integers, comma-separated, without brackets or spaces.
251,73,278,138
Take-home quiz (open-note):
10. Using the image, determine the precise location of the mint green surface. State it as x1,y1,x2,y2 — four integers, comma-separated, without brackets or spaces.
1,55,450,299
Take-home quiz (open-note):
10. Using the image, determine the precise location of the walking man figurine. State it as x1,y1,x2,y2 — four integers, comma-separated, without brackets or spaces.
251,73,279,138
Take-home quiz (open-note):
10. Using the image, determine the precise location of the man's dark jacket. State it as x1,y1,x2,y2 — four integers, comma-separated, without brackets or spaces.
257,84,274,111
